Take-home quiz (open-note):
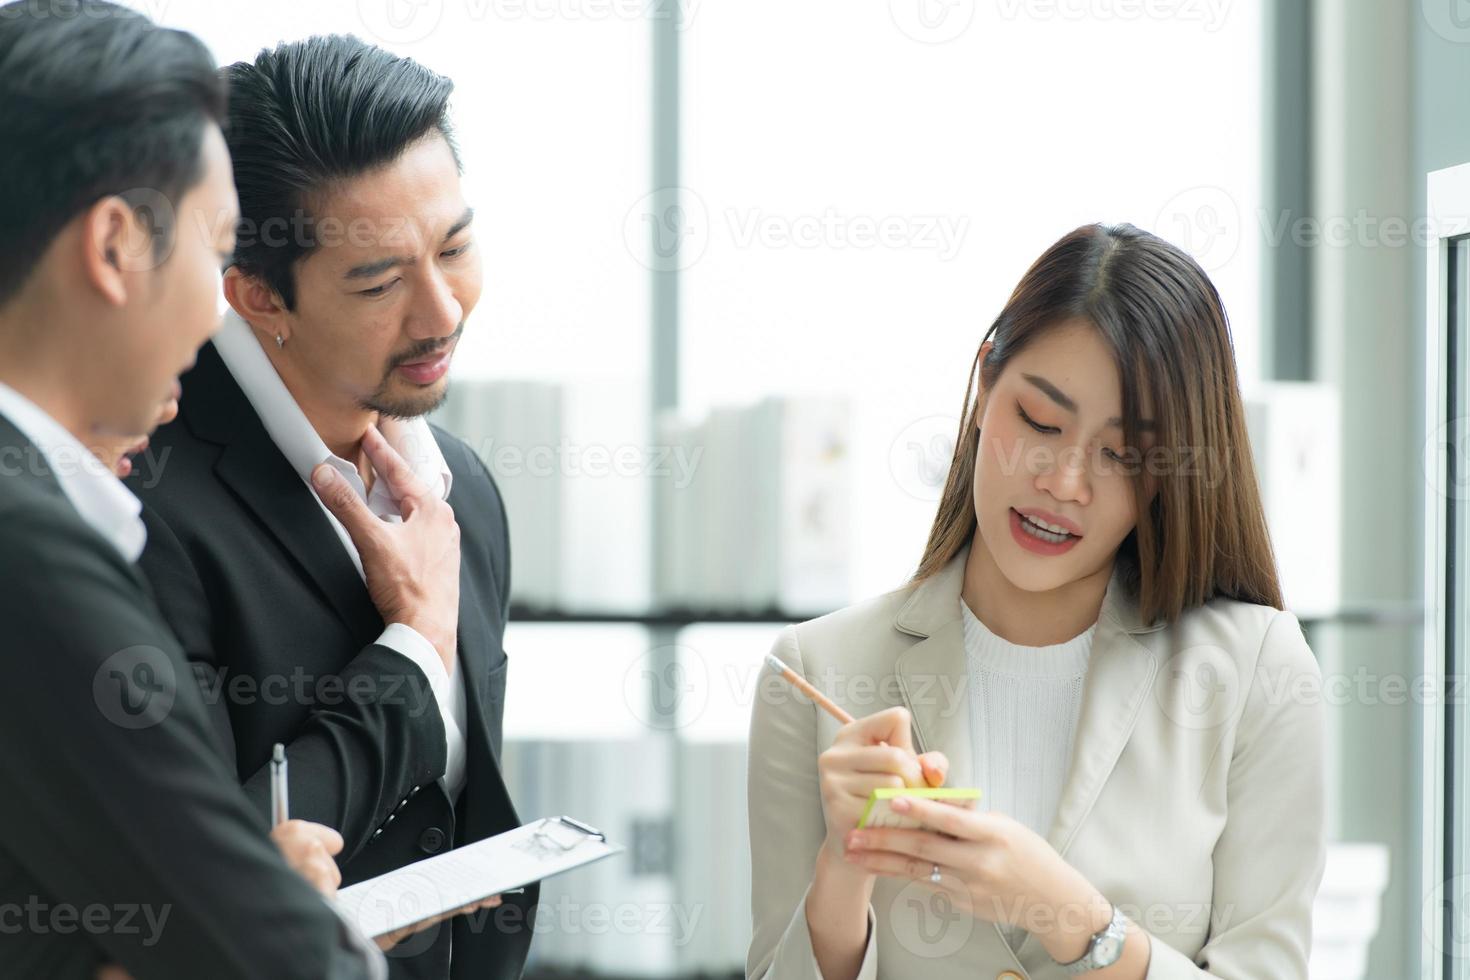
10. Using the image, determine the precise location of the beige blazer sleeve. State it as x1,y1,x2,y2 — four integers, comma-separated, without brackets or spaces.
746,626,879,980
1145,612,1326,978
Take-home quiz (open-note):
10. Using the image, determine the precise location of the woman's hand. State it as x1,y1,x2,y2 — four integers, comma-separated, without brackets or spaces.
816,706,949,861
270,819,344,899
841,795,1143,968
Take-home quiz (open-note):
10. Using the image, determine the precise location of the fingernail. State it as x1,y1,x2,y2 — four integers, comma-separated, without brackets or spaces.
892,797,912,812
847,832,864,850
312,465,333,489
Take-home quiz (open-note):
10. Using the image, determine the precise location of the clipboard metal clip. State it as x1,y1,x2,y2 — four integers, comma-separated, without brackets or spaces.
527,815,607,854
554,815,606,841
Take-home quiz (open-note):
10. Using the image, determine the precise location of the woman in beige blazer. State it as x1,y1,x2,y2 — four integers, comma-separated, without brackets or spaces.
747,223,1325,980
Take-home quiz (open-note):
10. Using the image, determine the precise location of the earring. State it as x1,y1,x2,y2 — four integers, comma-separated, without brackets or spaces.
275,334,284,349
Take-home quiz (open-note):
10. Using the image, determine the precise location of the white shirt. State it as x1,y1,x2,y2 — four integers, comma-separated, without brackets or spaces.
0,382,146,563
960,599,1096,950
214,311,468,801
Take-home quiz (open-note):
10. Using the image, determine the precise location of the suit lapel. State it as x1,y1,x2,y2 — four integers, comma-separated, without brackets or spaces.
184,343,382,644
214,422,382,643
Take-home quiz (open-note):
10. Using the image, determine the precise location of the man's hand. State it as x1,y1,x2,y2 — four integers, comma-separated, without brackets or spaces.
374,895,504,951
270,819,344,899
311,425,461,674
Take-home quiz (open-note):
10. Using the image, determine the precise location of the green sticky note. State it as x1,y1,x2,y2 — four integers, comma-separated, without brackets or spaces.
857,787,983,829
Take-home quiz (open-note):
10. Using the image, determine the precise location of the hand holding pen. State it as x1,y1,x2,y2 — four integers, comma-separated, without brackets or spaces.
266,743,345,899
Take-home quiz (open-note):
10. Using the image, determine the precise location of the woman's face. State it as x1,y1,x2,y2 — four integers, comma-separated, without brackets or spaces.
972,317,1156,594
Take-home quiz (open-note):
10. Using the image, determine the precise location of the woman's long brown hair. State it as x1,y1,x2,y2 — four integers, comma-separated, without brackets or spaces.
911,223,1283,626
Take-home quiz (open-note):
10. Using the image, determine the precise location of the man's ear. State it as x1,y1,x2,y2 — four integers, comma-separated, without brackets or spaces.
81,196,157,307
222,267,291,344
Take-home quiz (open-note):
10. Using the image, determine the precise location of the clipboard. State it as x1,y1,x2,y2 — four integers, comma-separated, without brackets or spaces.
336,815,623,938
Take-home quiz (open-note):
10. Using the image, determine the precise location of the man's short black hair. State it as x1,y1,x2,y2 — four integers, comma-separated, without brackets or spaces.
0,0,227,308
223,34,459,310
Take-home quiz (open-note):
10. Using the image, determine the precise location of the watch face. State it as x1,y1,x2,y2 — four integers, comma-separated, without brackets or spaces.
1095,934,1126,964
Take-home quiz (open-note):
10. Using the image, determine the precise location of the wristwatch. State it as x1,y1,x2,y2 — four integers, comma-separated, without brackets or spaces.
1054,903,1128,974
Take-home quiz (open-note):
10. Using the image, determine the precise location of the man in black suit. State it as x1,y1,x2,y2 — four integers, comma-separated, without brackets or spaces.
129,35,535,980
0,3,398,976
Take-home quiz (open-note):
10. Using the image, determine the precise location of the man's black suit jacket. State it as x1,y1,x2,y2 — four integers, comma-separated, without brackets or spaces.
0,412,381,980
128,341,535,980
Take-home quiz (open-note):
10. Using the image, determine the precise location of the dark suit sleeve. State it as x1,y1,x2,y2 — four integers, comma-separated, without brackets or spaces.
137,504,447,860
0,504,383,980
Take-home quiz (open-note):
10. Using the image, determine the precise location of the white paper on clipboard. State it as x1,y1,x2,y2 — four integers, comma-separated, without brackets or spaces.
335,815,623,938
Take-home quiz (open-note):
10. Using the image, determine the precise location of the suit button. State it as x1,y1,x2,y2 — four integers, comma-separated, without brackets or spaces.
418,827,446,854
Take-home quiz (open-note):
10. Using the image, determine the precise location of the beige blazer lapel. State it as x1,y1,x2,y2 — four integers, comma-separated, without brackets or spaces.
1043,565,1167,859
891,551,973,787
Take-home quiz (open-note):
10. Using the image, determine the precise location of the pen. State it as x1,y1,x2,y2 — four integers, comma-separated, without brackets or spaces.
763,652,854,724
763,653,943,786
270,742,289,828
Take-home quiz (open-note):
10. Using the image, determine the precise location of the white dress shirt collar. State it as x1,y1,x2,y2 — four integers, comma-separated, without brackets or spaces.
212,310,453,508
0,381,146,563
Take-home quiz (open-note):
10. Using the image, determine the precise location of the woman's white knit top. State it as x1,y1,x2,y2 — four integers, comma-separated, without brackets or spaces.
959,598,1097,841
961,599,1097,948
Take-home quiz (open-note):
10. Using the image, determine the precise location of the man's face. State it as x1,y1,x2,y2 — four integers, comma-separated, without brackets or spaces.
281,132,480,420
108,124,236,438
